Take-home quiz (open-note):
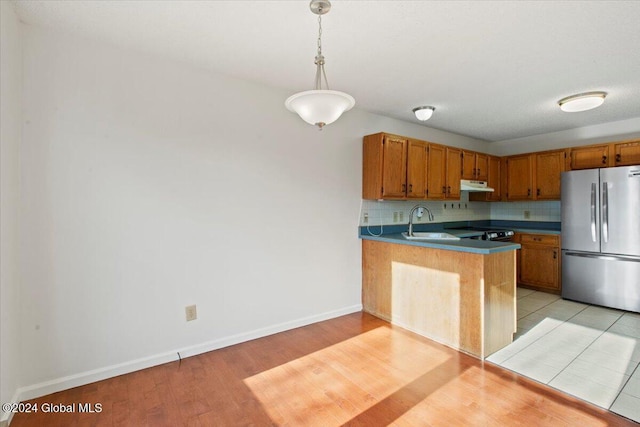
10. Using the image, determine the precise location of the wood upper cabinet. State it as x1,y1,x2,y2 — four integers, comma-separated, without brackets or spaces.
569,145,609,170
535,150,565,200
517,233,561,294
462,151,489,181
446,147,462,199
426,143,446,199
613,140,640,166
486,156,502,201
362,133,407,199
406,139,428,199
461,151,476,180
475,153,489,181
506,154,534,200
469,155,501,202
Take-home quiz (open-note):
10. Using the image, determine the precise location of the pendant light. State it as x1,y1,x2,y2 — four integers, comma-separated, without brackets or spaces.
285,0,355,130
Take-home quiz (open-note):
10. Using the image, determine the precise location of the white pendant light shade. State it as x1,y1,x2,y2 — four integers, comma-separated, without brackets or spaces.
285,90,355,128
285,0,354,130
413,106,435,121
558,92,607,112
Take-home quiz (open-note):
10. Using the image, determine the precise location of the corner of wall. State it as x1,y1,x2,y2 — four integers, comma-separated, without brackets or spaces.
0,1,22,424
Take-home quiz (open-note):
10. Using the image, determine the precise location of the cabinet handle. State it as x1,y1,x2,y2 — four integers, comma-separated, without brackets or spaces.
527,188,531,196
447,186,451,195
616,154,621,163
409,184,413,193
402,184,406,192
442,186,446,194
602,155,607,164
553,250,557,259
473,168,476,177
537,188,541,196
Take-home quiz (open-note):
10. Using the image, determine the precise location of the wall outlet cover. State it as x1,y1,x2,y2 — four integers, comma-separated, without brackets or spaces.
185,305,197,322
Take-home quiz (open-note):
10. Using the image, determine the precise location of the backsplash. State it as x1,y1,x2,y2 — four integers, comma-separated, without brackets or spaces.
359,195,560,226
489,200,561,222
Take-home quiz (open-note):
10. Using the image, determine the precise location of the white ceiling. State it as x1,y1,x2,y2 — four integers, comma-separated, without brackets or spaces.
10,0,640,142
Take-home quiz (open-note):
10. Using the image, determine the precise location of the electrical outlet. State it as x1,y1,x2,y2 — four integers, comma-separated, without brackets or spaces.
393,212,398,222
524,210,531,219
399,211,404,222
185,305,197,322
363,212,369,224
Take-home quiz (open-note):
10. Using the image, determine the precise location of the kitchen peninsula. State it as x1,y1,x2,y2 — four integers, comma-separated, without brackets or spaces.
361,230,520,359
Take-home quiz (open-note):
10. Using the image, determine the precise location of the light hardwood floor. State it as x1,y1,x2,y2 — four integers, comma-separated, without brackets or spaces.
10,312,635,426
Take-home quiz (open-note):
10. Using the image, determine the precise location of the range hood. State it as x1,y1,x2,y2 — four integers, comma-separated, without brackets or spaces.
460,179,495,192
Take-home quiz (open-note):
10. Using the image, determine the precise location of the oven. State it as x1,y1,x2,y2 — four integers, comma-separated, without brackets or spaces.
468,229,515,242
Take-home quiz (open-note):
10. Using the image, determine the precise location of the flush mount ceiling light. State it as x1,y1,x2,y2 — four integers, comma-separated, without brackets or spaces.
413,106,436,121
558,91,607,113
285,0,355,130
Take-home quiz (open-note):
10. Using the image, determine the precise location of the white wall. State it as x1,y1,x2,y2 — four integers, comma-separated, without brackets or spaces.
0,1,23,423
490,117,640,156
14,25,490,400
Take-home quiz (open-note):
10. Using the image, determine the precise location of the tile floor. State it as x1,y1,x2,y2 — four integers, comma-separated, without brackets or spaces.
487,288,640,423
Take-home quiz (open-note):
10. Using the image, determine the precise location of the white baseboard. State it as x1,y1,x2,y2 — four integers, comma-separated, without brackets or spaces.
6,304,362,414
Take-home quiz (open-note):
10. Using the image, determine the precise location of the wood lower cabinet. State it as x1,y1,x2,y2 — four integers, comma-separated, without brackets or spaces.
569,144,609,170
613,140,640,166
516,233,561,294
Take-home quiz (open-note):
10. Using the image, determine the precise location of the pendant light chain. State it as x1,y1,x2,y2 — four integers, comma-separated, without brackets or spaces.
314,14,330,90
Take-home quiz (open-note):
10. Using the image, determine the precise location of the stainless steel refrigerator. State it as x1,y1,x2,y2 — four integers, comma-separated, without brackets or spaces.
561,165,640,313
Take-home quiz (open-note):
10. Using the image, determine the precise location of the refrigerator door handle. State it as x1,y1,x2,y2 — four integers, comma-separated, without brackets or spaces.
602,182,609,243
564,251,640,263
590,183,597,242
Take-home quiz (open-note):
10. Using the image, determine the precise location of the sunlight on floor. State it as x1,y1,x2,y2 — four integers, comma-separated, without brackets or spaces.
243,325,452,426
488,288,640,422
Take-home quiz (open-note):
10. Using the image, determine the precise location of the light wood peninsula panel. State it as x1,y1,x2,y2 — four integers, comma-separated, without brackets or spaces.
362,240,516,359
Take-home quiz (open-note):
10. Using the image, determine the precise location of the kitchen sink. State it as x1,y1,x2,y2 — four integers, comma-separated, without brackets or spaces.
401,232,461,241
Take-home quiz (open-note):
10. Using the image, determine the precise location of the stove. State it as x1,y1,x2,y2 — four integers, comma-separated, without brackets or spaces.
453,227,516,242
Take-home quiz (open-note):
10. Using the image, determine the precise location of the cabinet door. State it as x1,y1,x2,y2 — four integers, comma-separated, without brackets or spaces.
614,141,640,166
486,155,501,201
427,144,446,199
506,154,533,200
407,140,428,199
475,153,489,181
381,135,408,198
535,151,564,200
461,151,476,180
445,147,462,199
570,145,609,170
520,245,560,291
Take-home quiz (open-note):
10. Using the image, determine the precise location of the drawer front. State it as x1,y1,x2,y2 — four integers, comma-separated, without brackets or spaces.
520,234,559,246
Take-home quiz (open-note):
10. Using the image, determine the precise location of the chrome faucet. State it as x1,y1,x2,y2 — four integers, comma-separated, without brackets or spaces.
408,205,434,236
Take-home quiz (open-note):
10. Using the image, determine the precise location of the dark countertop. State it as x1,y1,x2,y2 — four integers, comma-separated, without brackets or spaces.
358,220,561,254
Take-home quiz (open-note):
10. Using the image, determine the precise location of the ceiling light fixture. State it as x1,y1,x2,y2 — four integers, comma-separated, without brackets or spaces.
413,106,436,121
558,91,607,113
285,0,355,130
